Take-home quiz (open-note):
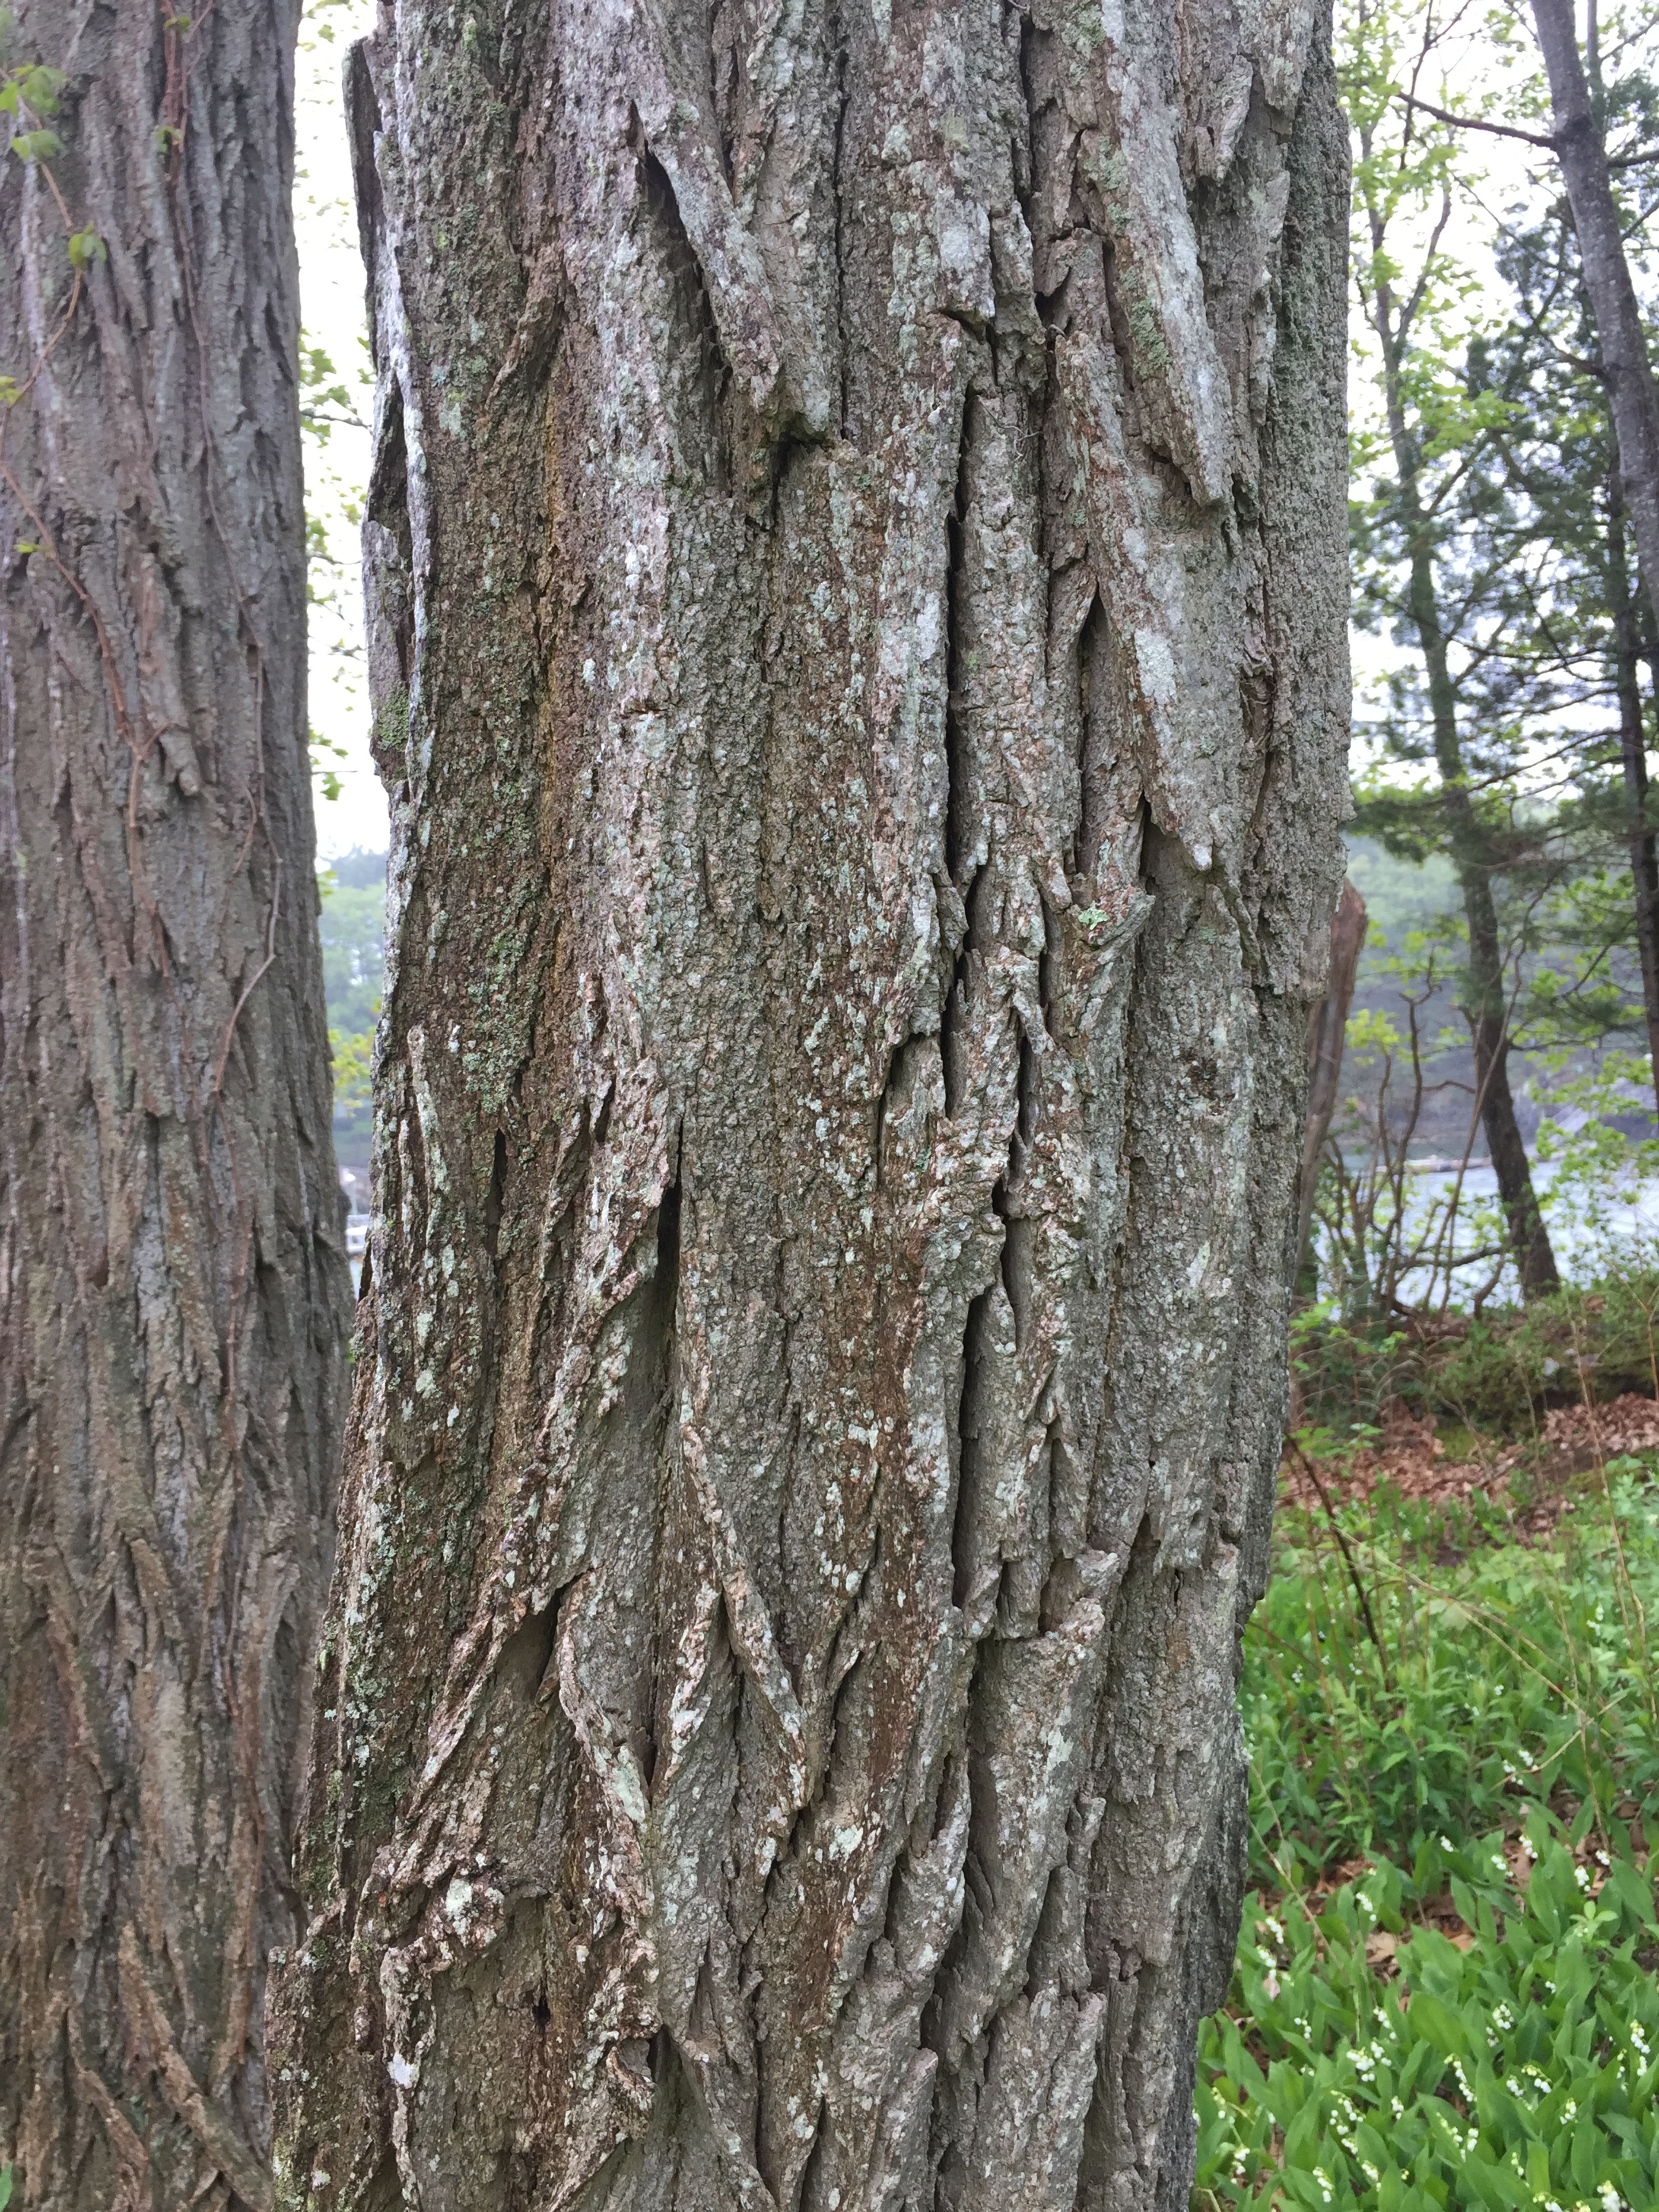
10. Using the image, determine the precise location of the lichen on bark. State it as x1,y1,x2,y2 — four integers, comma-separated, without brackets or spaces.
275,3,1349,2208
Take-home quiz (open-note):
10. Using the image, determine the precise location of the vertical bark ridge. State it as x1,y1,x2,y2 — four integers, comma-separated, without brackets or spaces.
0,5,351,2207
276,4,1348,2209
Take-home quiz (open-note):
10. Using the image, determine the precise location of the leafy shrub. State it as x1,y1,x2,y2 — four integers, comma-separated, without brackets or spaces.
1290,1274,1659,1443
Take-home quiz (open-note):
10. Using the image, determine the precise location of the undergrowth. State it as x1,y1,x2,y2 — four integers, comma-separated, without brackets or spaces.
1290,1271,1659,1442
1195,1466,1659,2211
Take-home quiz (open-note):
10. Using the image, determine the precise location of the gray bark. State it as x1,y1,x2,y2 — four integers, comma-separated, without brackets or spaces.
1297,877,1365,1278
1605,455,1659,1120
0,6,351,2207
1531,0,1659,1117
1533,0,1659,649
275,5,1349,2209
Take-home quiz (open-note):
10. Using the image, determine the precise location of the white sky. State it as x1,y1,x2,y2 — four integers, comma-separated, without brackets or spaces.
297,0,383,859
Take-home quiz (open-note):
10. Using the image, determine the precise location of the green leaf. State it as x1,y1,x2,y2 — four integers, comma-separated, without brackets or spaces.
1602,1860,1658,1931
19,62,64,112
65,224,105,270
10,125,60,159
1406,1990,1469,2058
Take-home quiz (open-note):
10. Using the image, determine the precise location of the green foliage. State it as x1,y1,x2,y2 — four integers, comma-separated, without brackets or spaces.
65,224,104,271
330,1024,372,1119
299,341,363,445
1291,1270,1659,1439
1246,1475,1659,1881
0,2162,13,2209
1,57,65,168
319,857,385,1138
1198,1831,1659,2212
0,62,64,119
318,866,384,1036
309,721,347,804
1345,839,1459,943
1197,1464,1659,2210
301,0,357,46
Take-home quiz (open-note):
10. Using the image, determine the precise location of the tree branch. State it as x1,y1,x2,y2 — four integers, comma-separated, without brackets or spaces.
1401,91,1557,149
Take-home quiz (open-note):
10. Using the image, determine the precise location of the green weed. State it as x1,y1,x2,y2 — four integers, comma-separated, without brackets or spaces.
1197,1828,1659,2212
1197,1465,1659,2209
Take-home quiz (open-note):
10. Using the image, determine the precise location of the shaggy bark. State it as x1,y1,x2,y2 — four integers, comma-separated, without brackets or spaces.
0,7,351,2208
276,4,1348,2209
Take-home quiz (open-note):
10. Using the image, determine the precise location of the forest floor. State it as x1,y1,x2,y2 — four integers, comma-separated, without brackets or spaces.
1195,1287,1659,2211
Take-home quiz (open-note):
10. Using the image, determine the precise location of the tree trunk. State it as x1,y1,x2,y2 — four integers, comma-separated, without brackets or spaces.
1407,543,1559,1300
275,6,1349,2210
1533,0,1659,648
1297,879,1367,1286
1606,455,1659,1119
1364,148,1560,1301
0,8,351,2208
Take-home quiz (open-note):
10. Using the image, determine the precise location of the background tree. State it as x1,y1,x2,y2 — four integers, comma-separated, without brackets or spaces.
0,5,351,2206
1347,0,1564,1297
275,5,1350,2209
1531,0,1659,650
1483,166,1659,1113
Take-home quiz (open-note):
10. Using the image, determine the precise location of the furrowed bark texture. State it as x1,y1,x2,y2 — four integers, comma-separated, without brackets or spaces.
0,7,351,2207
277,4,1348,2208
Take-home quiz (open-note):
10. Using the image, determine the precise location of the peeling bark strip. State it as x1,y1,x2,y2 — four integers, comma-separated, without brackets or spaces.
0,5,351,2209
278,4,1347,2209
